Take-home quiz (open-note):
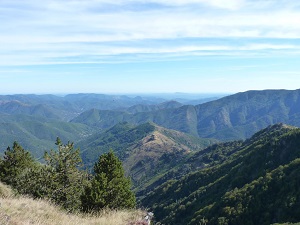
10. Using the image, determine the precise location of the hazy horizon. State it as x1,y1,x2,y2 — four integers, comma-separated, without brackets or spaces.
1,88,300,100
1,0,300,94
0,91,231,98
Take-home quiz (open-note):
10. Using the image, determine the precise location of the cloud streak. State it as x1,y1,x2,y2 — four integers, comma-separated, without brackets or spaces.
1,0,300,94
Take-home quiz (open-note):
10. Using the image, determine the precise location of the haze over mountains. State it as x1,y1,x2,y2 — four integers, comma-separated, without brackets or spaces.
1,89,300,158
1,89,300,224
72,89,300,140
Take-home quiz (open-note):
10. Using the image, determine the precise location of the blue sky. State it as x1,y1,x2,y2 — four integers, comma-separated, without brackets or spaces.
0,0,300,94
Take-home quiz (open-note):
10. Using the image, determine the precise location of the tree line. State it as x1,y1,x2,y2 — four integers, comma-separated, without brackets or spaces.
0,138,136,212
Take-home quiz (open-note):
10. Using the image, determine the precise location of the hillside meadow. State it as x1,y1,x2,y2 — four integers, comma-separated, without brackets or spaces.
0,182,145,225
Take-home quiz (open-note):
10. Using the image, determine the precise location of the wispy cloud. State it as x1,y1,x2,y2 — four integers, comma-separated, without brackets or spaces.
1,0,300,67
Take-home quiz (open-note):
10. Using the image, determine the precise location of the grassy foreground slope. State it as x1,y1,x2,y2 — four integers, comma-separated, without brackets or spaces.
0,182,144,225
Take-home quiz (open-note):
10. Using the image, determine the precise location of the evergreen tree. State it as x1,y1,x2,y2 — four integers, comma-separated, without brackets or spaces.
82,150,136,212
44,137,86,211
0,141,36,187
15,164,56,199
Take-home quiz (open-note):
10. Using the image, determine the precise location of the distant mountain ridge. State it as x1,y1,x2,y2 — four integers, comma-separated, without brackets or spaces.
125,100,183,114
0,114,94,158
72,89,300,140
0,93,201,121
0,93,219,157
195,89,300,139
1,91,300,224
2,89,300,159
0,100,61,120
0,93,168,121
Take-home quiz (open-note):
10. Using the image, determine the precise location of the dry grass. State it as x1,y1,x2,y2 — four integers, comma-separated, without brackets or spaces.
0,182,14,198
0,183,145,225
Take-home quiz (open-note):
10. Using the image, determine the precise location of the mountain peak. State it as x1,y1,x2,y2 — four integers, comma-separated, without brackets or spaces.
244,123,298,147
252,122,296,138
266,122,295,129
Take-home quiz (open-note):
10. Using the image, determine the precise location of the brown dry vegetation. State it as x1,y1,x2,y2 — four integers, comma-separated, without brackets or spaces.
0,182,144,225
0,182,14,198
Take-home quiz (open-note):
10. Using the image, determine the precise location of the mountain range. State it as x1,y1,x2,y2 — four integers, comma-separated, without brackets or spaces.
0,93,200,157
72,89,300,140
1,89,300,224
1,89,300,157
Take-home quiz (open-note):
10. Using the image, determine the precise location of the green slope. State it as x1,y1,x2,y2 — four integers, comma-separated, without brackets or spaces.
72,105,199,136
141,123,300,225
126,100,183,113
195,89,300,140
0,93,168,121
72,89,300,141
136,140,243,199
0,114,94,158
79,122,155,167
78,122,217,189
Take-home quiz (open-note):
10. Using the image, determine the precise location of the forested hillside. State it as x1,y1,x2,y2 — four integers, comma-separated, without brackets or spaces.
0,93,214,157
141,124,300,225
0,114,93,158
79,122,217,189
195,89,300,140
72,89,300,140
1,90,300,158
1,91,300,225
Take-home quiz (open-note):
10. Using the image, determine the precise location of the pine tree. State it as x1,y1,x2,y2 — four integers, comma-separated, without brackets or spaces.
82,150,136,212
15,163,56,199
0,141,36,187
44,137,86,211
